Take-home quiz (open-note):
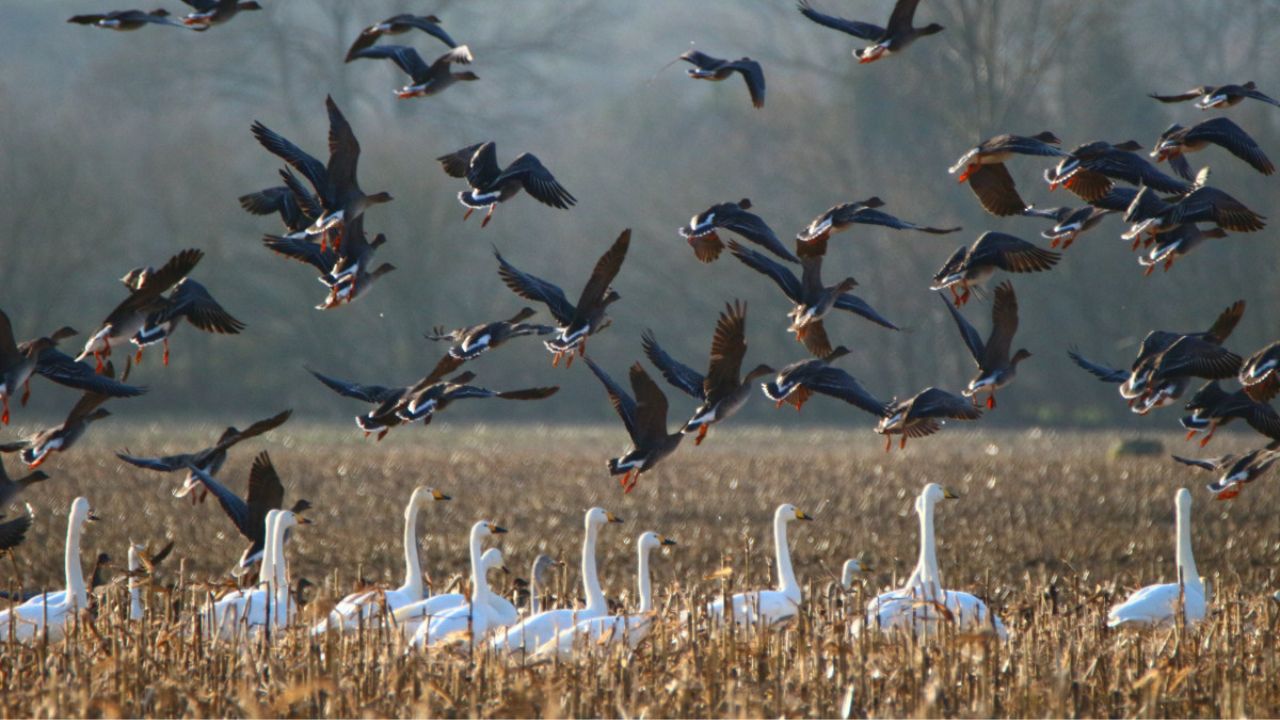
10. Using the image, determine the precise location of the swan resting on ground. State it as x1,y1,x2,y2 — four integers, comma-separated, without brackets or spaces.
409,520,511,648
1108,487,1206,628
0,496,97,642
706,503,812,628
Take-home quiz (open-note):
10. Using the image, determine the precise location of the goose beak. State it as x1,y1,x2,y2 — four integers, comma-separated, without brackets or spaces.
660,536,678,546
943,488,960,500
491,524,509,534
432,489,451,501
795,510,814,521
87,511,101,522
297,516,314,525
606,512,623,523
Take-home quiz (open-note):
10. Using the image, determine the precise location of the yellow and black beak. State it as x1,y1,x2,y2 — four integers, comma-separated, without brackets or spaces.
606,512,623,524
795,509,814,521
490,523,509,534
432,489,451,501
87,510,101,522
660,536,677,546
943,488,960,500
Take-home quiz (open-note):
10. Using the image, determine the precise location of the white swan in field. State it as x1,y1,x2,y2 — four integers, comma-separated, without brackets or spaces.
409,521,511,648
1108,488,1206,628
527,554,563,615
707,503,813,628
536,531,675,659
862,484,1008,639
128,542,144,621
210,509,310,637
0,496,97,642
841,558,871,589
491,507,622,654
396,547,508,638
209,509,278,635
312,486,450,634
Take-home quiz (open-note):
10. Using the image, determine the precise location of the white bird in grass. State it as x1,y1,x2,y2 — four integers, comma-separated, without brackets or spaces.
841,558,872,589
209,509,310,638
536,531,676,659
861,484,1008,639
525,554,564,615
409,523,511,648
0,497,97,642
706,503,813,628
1108,488,1206,628
312,486,450,634
491,507,622,655
394,519,510,637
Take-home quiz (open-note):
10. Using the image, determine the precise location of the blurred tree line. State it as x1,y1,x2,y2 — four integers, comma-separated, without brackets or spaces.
1,0,1277,433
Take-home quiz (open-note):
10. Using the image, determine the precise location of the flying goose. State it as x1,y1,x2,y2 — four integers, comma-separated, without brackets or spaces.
437,141,575,227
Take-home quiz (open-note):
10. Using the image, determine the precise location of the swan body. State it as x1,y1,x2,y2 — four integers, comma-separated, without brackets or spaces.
128,542,144,621
408,522,509,648
537,531,675,659
1108,488,1206,628
395,548,509,638
312,486,450,634
862,485,1008,639
707,504,812,628
210,509,309,637
0,497,97,642
491,507,622,654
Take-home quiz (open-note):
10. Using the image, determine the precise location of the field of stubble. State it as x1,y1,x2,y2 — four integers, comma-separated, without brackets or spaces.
3,423,1279,718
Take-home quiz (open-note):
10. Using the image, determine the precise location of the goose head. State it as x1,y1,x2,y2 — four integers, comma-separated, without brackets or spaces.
70,496,99,527
531,553,564,582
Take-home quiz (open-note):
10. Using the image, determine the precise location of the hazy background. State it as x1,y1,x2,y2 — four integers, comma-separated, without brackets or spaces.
2,0,1278,436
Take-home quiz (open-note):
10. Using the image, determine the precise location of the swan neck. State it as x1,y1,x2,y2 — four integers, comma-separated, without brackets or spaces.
583,521,606,611
272,516,290,602
530,569,541,614
775,513,798,595
1176,500,1201,589
402,498,423,597
638,544,653,613
469,526,488,604
65,509,87,609
128,550,143,619
916,499,941,595
257,512,276,586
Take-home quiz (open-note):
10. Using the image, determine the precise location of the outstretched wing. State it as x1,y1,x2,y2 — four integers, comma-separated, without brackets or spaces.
35,348,147,397
583,356,638,442
347,44,430,79
500,153,577,210
244,451,285,544
728,240,802,302
250,121,329,200
437,142,487,179
833,293,900,330
730,60,766,109
215,409,292,452
494,249,576,325
154,279,245,335
306,368,401,404
806,367,886,417
1067,348,1127,384
641,330,705,400
115,451,194,473
797,0,885,39
262,235,336,274
185,463,253,540
720,209,796,262
939,291,984,364
570,229,630,325
630,363,672,447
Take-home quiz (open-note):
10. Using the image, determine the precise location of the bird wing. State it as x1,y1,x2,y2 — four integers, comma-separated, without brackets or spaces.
120,248,204,313
797,0,885,39
719,209,796,262
465,142,503,189
981,281,1019,368
800,320,837,359
1148,87,1208,103
569,229,630,326
1240,86,1280,107
250,121,330,201
630,363,671,447
885,0,923,35
348,45,430,80
263,235,336,274
971,232,1060,273
807,367,886,417
1067,349,1127,384
215,409,292,452
729,59,766,109
499,153,577,210
728,240,801,302
0,311,21,364
833,293,900,330
583,357,638,442
967,163,1028,217
115,451,192,473
641,330,705,400
35,348,147,397
938,291,984,364
705,300,748,398
324,95,361,199
185,462,252,540
429,45,474,72
909,387,983,420
494,249,576,325
1241,402,1280,441
1169,454,1225,472
306,368,402,404
437,142,487,179
399,15,458,48
845,208,961,234
154,279,245,335
0,509,33,552
1153,338,1242,381
244,451,286,542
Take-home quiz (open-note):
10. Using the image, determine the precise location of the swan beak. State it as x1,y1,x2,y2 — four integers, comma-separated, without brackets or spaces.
490,524,509,534
660,537,678,546
87,511,101,522
606,512,623,523
943,488,960,500
432,489,452,501
858,560,875,572
795,510,814,521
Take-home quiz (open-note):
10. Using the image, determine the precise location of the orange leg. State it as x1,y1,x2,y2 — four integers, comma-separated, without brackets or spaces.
135,347,144,364
1215,487,1241,501
552,351,562,368
1143,264,1155,277
1164,258,1174,272
986,392,996,410
955,165,976,183
884,435,892,453
775,398,785,409
1198,425,1217,448
1062,236,1075,250
694,424,709,446
1,396,8,425
20,380,30,406
377,429,389,441
948,286,960,304
28,453,47,469
623,471,640,494
463,207,474,222
1185,429,1198,441
619,469,633,490
899,436,907,450
163,338,170,367
1049,237,1060,249
957,287,971,307
480,205,496,228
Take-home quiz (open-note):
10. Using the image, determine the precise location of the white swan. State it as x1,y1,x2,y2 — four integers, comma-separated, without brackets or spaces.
396,547,509,638
1108,488,1206,628
209,509,278,635
841,558,871,589
409,522,511,648
705,504,812,628
0,497,97,642
527,554,563,615
312,486,450,634
491,507,622,654
210,509,310,637
393,517,508,636
537,531,675,659
863,484,1008,639
128,542,144,621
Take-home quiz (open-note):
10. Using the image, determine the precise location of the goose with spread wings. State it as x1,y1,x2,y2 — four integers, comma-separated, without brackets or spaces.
1151,117,1273,181
796,198,958,244
67,8,189,30
120,274,244,366
797,0,944,63
345,13,458,60
583,358,683,494
642,301,775,445
0,362,132,468
761,347,887,419
116,409,292,503
1172,444,1280,500
678,50,765,108
1180,381,1280,448
495,230,629,366
177,0,261,29
1044,140,1190,202
239,168,322,235
875,387,982,452
1150,81,1280,110
437,141,575,226
251,96,394,249
184,452,311,573
425,307,556,360
939,282,1030,409
931,232,1060,307
263,215,396,309
950,132,1065,217
347,45,476,99
679,199,796,263
728,239,898,358
1123,184,1265,245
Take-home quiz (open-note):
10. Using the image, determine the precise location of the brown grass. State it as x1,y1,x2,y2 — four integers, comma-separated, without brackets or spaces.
2,423,1279,718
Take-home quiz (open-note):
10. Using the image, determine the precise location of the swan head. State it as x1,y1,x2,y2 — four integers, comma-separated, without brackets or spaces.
410,486,452,508
1176,487,1192,514
586,507,623,528
638,531,677,552
776,503,814,523
275,509,313,533
70,497,99,526
474,520,508,538
921,483,960,508
841,558,872,587
481,548,509,575
531,554,564,582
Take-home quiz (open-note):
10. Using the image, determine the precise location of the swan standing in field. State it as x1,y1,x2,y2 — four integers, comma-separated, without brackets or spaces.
1108,488,1206,628
862,484,1008,639
209,509,278,634
210,509,310,637
312,486,450,634
0,497,97,642
409,522,510,648
491,507,623,654
396,547,509,638
537,531,676,659
525,554,564,615
707,503,813,628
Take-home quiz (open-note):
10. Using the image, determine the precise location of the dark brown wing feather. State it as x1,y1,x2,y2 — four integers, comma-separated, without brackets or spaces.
629,363,671,447
571,229,630,322
705,301,748,398
982,282,1018,369
966,163,1026,216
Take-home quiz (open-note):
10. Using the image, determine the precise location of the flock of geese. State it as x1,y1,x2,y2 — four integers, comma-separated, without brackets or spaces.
0,0,1270,648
